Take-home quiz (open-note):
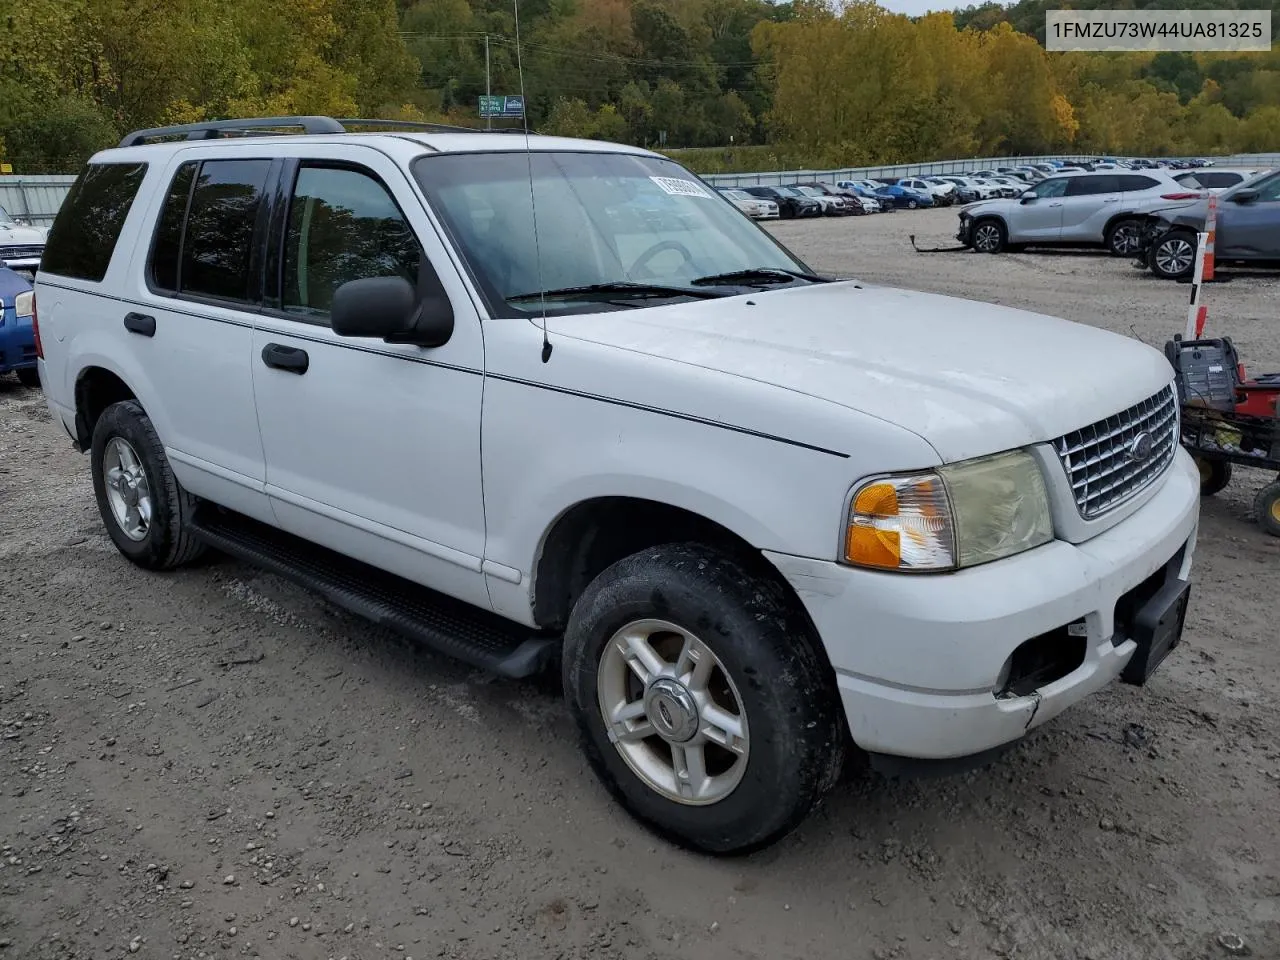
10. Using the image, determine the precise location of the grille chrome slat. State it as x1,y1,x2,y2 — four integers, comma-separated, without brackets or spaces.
1053,385,1178,519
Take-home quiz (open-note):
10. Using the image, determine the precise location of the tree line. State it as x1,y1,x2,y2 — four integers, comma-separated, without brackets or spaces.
2,0,1277,175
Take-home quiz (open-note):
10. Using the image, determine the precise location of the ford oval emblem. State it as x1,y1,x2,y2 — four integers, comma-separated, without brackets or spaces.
1128,432,1154,462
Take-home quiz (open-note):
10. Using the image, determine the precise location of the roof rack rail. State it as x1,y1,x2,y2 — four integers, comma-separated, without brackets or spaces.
119,115,533,148
119,116,346,148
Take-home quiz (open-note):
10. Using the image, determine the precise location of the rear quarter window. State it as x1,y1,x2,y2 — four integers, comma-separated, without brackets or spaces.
41,162,148,282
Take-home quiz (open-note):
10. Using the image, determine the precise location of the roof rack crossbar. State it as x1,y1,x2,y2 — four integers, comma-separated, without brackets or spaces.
119,116,347,148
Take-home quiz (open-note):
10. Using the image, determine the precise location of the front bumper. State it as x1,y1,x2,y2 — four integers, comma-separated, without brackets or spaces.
766,447,1200,761
0,307,36,374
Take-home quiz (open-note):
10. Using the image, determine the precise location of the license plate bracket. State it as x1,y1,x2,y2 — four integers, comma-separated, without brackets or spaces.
1120,579,1191,686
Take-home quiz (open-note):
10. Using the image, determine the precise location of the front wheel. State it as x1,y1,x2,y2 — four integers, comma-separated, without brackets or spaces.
1149,229,1197,280
90,399,207,570
563,544,846,855
971,217,1007,253
1105,218,1144,257
906,199,919,209
1256,481,1280,537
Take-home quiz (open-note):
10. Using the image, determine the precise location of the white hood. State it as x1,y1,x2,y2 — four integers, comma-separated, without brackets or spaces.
0,223,46,245
548,281,1173,463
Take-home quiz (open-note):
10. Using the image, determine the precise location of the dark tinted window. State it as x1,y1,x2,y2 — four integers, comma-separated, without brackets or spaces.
282,165,423,320
1065,175,1120,196
1118,175,1160,191
148,162,198,291
41,163,147,282
1199,172,1244,188
179,159,271,304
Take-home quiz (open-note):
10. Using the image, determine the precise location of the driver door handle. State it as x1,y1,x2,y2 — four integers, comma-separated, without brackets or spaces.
261,343,309,375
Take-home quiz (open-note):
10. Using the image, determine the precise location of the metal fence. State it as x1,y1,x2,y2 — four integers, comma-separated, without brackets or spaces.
0,175,78,227
5,153,1279,224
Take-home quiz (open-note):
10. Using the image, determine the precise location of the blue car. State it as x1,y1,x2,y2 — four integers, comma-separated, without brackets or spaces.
879,185,935,210
0,265,39,387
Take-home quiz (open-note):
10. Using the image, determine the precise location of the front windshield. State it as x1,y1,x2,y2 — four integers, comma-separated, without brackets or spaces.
0,206,15,226
412,151,811,317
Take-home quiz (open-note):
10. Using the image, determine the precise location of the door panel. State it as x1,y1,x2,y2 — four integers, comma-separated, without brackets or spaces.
1217,173,1280,259
1011,181,1067,241
122,154,273,522
1060,175,1120,241
249,150,490,610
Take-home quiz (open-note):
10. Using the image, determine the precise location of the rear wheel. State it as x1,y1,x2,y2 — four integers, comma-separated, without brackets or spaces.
971,218,1007,254
562,543,846,855
1105,218,1144,257
906,199,919,209
16,367,40,388
1149,229,1197,280
1196,456,1232,496
90,399,207,570
1256,481,1280,537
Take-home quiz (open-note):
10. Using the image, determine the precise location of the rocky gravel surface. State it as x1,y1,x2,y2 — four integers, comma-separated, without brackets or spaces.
2,208,1278,960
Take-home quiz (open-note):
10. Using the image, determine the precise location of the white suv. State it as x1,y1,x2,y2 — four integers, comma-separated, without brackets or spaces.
32,116,1199,855
957,170,1206,256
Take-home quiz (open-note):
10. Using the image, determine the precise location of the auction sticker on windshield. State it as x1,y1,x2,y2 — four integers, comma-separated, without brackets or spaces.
650,176,714,199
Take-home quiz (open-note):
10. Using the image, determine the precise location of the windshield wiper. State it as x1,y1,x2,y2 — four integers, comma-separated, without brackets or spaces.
506,281,723,304
689,267,830,287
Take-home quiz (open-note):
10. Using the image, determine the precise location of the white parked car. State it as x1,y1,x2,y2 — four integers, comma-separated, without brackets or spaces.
896,177,955,205
957,169,1207,256
718,187,780,220
0,205,47,272
33,116,1200,855
1173,167,1268,194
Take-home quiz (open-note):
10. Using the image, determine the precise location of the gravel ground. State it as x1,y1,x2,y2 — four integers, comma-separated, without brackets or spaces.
2,207,1278,960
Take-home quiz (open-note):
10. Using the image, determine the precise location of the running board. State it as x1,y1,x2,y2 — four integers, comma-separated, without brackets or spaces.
190,509,557,679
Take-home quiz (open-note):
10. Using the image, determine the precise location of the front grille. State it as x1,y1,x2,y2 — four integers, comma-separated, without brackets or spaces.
1053,385,1178,519
0,244,43,260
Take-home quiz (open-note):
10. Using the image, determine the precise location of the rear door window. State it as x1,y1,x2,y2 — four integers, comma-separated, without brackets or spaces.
1065,176,1120,196
41,162,148,282
1119,175,1161,191
178,159,272,304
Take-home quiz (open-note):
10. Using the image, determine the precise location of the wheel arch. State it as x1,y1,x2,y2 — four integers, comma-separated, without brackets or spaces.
73,365,139,452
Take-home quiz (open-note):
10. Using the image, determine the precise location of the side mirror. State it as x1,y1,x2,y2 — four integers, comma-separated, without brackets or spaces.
1230,188,1259,204
330,258,455,347
1019,191,1037,204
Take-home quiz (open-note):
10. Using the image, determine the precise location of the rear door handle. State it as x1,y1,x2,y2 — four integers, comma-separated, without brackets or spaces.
123,312,156,337
261,342,309,375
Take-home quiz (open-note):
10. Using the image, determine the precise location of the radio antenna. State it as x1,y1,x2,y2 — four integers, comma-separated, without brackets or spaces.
512,0,551,362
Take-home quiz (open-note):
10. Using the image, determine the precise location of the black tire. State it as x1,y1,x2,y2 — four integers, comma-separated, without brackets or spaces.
1148,229,1198,280
562,543,847,856
1255,481,1280,537
971,217,1007,254
1195,457,1232,496
90,399,207,570
16,367,40,388
1105,218,1144,257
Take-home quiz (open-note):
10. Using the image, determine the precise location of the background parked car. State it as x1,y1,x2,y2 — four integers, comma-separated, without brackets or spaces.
878,184,935,209
0,206,46,273
896,177,955,206
1137,168,1280,279
797,181,877,214
0,264,38,387
835,181,897,212
790,184,852,216
957,169,1206,255
716,187,780,220
1172,167,1268,194
743,185,822,219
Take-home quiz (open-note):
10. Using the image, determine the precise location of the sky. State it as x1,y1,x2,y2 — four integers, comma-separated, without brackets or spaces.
878,0,960,15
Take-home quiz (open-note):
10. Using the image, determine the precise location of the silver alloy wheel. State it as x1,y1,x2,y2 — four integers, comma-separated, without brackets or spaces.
1110,222,1141,255
973,222,1002,252
597,618,749,805
1155,236,1195,276
103,437,152,542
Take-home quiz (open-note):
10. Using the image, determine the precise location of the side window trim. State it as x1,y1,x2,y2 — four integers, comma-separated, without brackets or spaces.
144,154,279,315
263,158,427,328
144,159,199,293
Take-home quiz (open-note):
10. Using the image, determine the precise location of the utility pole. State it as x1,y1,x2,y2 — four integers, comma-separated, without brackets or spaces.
485,34,492,131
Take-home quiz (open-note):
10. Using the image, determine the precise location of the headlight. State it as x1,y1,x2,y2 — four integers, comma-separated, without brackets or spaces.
14,291,33,318
844,450,1053,572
